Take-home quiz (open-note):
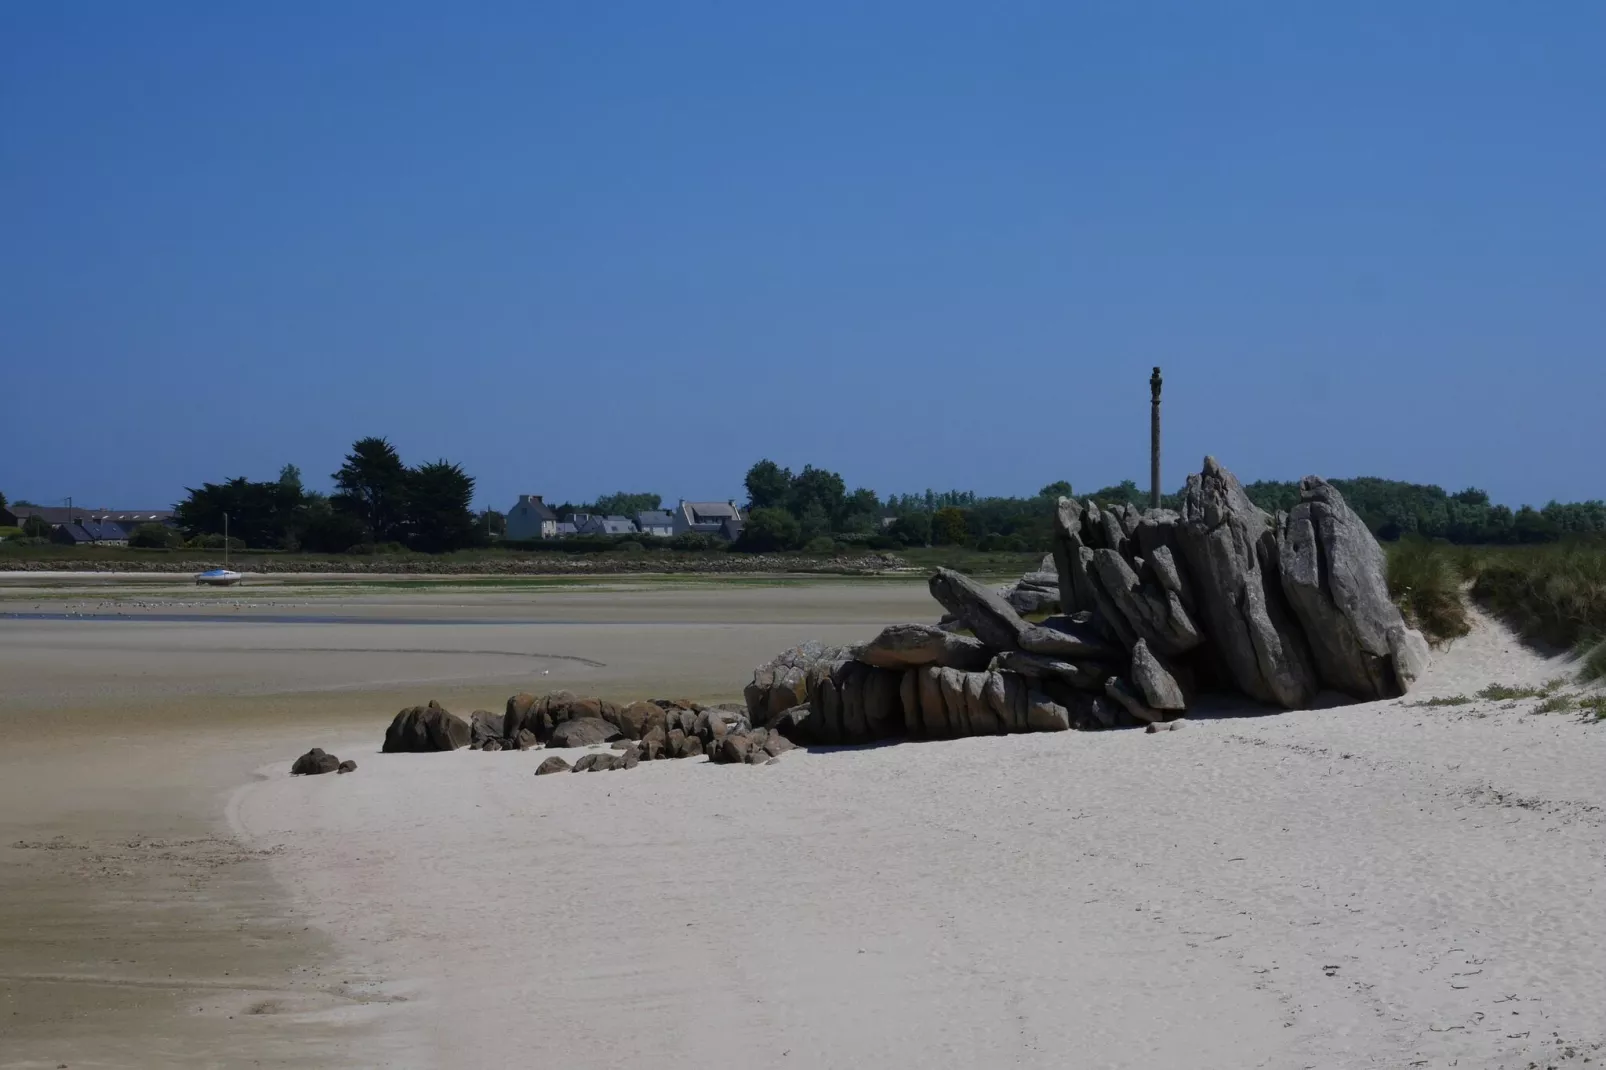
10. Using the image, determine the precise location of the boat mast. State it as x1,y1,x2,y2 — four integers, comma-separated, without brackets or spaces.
224,513,229,570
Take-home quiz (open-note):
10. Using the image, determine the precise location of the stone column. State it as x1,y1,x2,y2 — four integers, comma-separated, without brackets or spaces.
1149,367,1162,511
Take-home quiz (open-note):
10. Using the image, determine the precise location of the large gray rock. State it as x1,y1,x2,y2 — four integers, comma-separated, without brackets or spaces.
1018,618,1126,661
1278,477,1430,699
800,659,904,744
1052,498,1100,616
1104,676,1162,724
1130,639,1187,710
534,755,570,775
928,568,1030,651
744,642,852,725
1178,457,1318,709
992,649,1103,691
469,709,503,747
853,623,992,672
548,717,623,748
383,701,472,753
1088,548,1204,656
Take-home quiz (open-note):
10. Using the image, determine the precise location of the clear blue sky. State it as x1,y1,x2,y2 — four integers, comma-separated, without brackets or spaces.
3,2,1602,512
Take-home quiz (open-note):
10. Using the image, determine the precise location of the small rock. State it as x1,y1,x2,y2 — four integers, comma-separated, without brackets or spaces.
337,759,357,773
515,729,538,750
482,739,504,752
291,748,339,776
614,748,640,770
534,756,570,775
572,752,616,772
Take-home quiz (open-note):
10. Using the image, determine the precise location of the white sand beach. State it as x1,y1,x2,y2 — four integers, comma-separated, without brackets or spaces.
4,581,1603,1069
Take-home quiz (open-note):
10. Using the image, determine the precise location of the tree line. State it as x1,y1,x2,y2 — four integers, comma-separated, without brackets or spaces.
172,438,483,553
12,455,1602,555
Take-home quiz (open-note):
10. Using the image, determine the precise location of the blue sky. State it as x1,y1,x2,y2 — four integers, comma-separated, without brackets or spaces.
3,2,1602,512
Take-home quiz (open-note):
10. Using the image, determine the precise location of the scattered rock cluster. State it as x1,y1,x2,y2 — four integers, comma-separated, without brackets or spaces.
372,689,793,773
290,747,357,775
743,459,1431,747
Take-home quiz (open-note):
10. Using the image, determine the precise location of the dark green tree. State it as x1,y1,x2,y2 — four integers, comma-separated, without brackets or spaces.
405,460,481,553
332,437,408,543
932,507,970,546
588,492,662,517
478,508,507,538
22,514,51,539
129,523,182,548
788,465,847,525
744,460,793,512
736,507,801,552
1039,480,1073,499
888,512,931,547
174,477,303,548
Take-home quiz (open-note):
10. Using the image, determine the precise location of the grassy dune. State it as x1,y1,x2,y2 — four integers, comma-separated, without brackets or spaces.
1386,537,1606,683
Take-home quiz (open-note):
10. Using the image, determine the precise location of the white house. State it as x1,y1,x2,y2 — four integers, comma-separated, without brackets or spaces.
506,494,558,540
671,500,744,540
635,510,674,538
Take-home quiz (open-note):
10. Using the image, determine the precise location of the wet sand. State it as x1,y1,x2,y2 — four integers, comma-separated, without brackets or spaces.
0,580,934,1069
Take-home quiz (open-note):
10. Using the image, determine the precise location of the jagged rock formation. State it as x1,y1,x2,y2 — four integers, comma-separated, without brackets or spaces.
742,457,1429,748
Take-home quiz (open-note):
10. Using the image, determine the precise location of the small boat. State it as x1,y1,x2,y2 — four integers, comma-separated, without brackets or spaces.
195,514,243,586
195,568,242,587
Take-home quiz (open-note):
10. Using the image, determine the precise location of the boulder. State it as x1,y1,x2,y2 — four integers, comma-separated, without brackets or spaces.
616,700,667,740
534,755,570,775
852,623,992,672
1024,689,1071,732
1105,676,1162,724
515,729,538,750
1130,639,1187,710
666,728,688,757
1278,477,1430,699
572,753,616,772
548,717,622,748
482,739,504,752
1088,549,1203,656
1018,618,1125,661
291,748,340,775
716,732,754,765
337,759,357,773
802,660,904,745
927,568,1029,651
614,747,640,771
502,692,545,741
744,642,852,725
383,701,472,753
641,725,667,761
763,732,795,757
992,649,1103,690
609,740,637,751
1004,586,1060,615
1178,457,1318,709
469,709,504,747
680,735,704,759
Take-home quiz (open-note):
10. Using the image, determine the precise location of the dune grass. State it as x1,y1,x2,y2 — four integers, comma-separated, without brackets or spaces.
1463,541,1606,681
1385,537,1472,642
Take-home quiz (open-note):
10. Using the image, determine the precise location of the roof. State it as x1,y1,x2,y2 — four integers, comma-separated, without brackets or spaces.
555,522,579,535
55,521,129,543
513,495,557,520
599,516,637,535
682,500,741,521
636,510,674,527
12,506,172,525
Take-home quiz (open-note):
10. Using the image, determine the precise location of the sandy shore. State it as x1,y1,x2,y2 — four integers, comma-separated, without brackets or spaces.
0,581,933,1068
5,582,1603,1068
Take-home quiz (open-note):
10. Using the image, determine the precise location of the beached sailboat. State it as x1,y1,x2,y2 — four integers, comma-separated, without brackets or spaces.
195,513,243,586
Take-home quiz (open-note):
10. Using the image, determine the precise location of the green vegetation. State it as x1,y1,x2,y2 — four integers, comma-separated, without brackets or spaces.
128,522,182,549
1404,694,1474,707
1386,537,1472,642
1244,478,1606,544
1383,537,1606,684
175,441,483,554
1466,542,1606,673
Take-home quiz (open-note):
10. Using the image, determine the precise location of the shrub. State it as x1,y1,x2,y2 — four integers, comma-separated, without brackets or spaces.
667,532,721,553
128,523,182,549
0,525,23,541
1467,539,1606,655
803,536,837,555
22,515,51,539
1385,537,1470,643
185,533,246,551
735,507,801,553
613,540,645,554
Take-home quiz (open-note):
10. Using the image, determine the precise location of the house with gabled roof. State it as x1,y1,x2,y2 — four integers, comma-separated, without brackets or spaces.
506,495,559,540
671,500,744,540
